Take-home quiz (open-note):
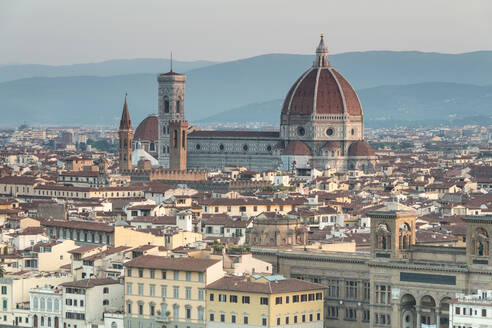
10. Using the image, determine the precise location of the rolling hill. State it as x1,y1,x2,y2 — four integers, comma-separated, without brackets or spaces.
1,51,492,126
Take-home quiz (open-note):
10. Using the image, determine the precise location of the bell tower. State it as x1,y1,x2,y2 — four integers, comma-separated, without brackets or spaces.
169,120,188,170
119,95,133,173
368,203,417,260
157,62,186,167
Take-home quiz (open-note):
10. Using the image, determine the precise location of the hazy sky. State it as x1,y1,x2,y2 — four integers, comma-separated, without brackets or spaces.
1,0,491,65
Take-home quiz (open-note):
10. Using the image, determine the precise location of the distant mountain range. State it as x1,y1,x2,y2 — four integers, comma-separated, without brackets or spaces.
199,82,492,127
0,51,492,127
0,59,216,83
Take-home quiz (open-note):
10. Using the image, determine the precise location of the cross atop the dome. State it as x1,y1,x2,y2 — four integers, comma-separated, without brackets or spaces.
314,34,330,68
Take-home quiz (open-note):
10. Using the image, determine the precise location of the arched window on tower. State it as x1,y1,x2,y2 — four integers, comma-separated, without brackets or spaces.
182,130,186,148
376,224,391,250
173,130,178,148
164,97,170,113
472,228,489,256
176,100,181,113
399,223,411,250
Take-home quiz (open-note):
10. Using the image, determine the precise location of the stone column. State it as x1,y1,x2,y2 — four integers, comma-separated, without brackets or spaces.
435,310,440,328
416,306,421,328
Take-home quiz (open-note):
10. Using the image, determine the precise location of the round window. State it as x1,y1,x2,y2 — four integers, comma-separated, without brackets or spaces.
266,145,272,152
195,144,201,150
326,128,334,136
243,144,249,151
219,144,224,151
297,126,305,136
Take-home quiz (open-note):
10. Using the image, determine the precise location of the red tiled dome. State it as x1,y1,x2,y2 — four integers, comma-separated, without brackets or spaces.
281,67,362,117
282,141,312,156
348,141,375,157
134,115,158,141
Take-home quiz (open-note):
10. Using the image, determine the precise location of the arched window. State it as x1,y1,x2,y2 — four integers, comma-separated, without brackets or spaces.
173,130,178,148
182,131,186,148
103,287,109,294
33,297,39,310
176,100,181,113
473,228,489,256
40,297,46,311
103,299,109,305
164,97,170,113
111,322,117,328
399,223,412,250
376,224,391,250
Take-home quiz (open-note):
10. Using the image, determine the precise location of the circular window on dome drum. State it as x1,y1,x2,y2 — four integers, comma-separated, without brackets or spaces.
219,144,224,151
297,127,305,136
266,145,272,152
195,144,201,150
243,144,249,151
326,128,334,136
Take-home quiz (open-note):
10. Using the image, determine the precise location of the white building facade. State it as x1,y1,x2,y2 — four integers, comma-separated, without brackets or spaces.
448,290,492,328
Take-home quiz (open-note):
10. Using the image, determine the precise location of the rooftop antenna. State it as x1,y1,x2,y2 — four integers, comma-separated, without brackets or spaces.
170,51,173,72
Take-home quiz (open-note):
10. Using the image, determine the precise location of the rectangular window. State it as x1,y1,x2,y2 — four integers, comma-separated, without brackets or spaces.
260,297,269,305
185,287,191,300
138,283,144,296
127,268,132,277
161,285,167,298
150,270,155,279
127,303,131,314
294,315,298,323
210,293,214,301
277,317,280,325
219,294,227,302
209,313,214,322
345,281,358,299
301,294,307,302
186,272,191,281
126,283,132,295
230,295,238,303
149,284,155,297
275,296,282,304
198,288,204,300
455,307,460,315
244,315,249,324
174,271,179,280
161,270,167,279
328,280,340,298
262,317,267,326
345,308,357,321
198,272,204,282
308,293,315,301
173,286,179,299
242,296,250,304
1,286,7,294
220,313,225,322
363,282,370,301
293,295,299,303
482,309,487,317
285,316,289,324
316,292,323,300
138,268,143,278
286,296,290,303
231,314,236,323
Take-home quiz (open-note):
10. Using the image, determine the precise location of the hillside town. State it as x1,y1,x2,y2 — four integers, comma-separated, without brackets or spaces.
0,119,491,328
1,31,492,328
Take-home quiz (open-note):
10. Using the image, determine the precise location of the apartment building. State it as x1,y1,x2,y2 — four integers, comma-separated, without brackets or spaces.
60,278,123,328
123,255,224,328
206,274,325,328
449,290,492,328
